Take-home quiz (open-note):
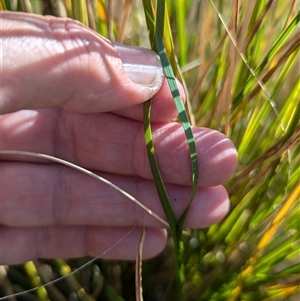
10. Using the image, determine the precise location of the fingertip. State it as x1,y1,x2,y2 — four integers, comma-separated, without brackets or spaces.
89,227,167,260
185,186,230,228
112,77,186,122
142,228,168,259
194,129,238,186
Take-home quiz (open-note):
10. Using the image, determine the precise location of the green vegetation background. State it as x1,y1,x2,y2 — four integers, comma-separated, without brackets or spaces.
0,1,299,300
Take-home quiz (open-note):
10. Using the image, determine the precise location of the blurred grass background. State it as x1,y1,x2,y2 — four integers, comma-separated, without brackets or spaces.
0,0,299,300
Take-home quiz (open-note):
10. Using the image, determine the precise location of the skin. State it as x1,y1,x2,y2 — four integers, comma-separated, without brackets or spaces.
0,12,238,265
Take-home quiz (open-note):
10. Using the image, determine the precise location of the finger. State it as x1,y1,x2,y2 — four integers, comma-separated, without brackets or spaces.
1,163,229,228
0,225,167,265
1,109,237,187
1,12,163,114
113,78,186,122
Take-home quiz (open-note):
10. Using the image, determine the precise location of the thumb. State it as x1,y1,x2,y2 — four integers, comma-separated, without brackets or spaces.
0,12,164,114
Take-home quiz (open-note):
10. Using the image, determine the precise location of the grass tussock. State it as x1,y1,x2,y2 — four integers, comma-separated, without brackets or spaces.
0,0,299,300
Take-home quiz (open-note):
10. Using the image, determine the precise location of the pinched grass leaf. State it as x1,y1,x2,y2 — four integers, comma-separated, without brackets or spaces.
142,0,199,298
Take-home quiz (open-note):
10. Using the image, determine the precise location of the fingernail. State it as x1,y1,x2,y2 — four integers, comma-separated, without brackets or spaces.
114,43,164,89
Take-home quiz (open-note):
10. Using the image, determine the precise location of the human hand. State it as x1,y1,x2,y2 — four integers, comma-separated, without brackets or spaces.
0,12,238,265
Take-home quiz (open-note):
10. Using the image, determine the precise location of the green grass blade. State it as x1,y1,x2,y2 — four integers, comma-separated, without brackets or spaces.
0,0,10,9
142,0,155,47
175,0,187,66
254,11,300,78
143,101,178,234
237,10,300,98
71,0,89,25
154,0,199,229
142,1,199,299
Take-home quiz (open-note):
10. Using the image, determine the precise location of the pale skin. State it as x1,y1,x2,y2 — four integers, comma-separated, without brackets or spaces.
0,12,238,265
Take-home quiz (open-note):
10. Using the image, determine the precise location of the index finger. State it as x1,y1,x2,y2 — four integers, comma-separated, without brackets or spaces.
1,109,237,187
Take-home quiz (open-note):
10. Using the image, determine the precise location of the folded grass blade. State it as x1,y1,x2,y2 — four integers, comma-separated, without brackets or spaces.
142,0,199,299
